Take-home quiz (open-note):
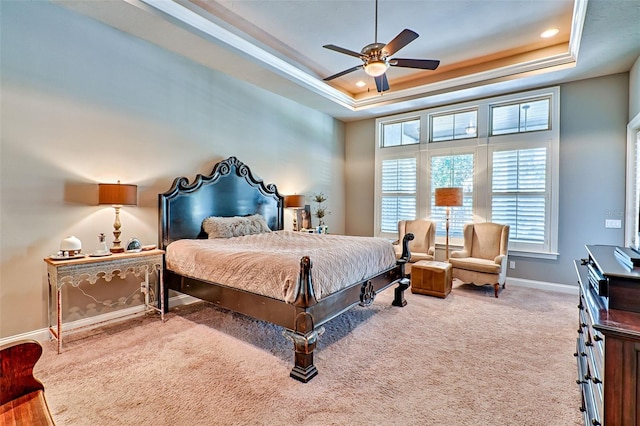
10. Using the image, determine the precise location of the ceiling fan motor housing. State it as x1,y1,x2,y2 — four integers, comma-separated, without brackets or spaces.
362,43,388,61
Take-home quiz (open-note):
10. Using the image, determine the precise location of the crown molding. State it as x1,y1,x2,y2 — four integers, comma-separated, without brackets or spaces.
140,0,587,114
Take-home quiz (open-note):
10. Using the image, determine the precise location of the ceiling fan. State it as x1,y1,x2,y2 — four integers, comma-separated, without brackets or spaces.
322,0,440,93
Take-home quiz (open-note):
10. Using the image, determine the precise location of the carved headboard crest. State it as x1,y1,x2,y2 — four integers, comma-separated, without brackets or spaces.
159,157,284,249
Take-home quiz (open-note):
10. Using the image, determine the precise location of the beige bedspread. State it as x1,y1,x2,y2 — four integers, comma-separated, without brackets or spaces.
165,231,397,303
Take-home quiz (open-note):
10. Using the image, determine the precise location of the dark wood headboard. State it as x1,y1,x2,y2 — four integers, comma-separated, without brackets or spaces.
158,156,284,249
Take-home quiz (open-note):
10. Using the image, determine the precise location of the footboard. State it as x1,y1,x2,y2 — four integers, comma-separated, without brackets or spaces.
285,232,413,382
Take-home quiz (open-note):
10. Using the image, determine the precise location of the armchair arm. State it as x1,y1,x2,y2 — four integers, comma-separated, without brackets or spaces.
450,249,469,258
494,254,506,265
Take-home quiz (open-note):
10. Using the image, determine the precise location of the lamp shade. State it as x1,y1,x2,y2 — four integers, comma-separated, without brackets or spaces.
98,182,137,206
435,187,463,207
284,194,305,208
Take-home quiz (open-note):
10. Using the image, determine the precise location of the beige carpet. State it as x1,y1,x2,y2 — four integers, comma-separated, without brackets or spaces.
35,282,582,425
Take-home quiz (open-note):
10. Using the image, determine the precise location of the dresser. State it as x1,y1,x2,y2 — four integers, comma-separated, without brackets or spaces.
575,245,640,425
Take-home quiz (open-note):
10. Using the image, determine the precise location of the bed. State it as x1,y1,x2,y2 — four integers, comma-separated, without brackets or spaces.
159,156,413,382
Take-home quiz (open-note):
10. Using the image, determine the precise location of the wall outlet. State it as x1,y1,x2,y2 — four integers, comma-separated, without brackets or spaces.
605,219,622,229
509,261,516,269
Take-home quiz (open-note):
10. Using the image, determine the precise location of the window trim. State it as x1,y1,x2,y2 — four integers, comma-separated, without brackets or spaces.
374,87,560,259
489,96,552,136
430,107,479,142
380,116,422,148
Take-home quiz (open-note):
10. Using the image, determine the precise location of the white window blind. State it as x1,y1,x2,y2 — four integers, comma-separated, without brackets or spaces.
381,158,417,233
430,153,474,238
491,147,547,244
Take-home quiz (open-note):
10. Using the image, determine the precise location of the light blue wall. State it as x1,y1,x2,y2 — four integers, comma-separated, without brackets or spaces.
0,1,345,338
512,73,629,285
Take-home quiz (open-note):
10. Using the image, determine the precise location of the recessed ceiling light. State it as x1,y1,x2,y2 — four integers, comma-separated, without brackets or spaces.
355,81,366,87
540,28,559,38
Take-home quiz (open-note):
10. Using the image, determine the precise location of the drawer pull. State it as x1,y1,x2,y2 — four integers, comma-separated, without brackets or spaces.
592,377,602,384
585,341,593,347
593,335,603,342
592,419,601,426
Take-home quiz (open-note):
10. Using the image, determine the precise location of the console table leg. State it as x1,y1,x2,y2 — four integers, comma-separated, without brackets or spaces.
144,270,150,307
158,266,164,322
57,289,62,354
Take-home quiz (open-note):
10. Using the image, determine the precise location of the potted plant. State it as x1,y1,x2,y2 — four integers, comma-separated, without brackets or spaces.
313,192,330,227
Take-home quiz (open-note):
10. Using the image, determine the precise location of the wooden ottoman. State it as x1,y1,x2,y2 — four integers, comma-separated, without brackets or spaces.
411,260,452,298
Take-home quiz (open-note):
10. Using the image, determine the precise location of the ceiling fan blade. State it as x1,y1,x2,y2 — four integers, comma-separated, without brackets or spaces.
383,29,418,56
391,58,440,70
323,44,363,59
374,74,390,93
324,65,363,81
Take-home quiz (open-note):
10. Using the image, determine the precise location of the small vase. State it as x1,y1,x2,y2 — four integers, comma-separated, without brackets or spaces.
95,233,109,254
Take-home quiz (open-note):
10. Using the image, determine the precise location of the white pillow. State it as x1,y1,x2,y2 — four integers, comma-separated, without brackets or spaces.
202,214,271,238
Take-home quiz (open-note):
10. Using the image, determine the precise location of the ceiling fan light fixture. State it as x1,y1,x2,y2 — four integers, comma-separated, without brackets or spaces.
364,60,389,77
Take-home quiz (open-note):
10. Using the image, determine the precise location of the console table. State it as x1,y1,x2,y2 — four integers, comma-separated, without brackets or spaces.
45,249,164,354
574,245,640,425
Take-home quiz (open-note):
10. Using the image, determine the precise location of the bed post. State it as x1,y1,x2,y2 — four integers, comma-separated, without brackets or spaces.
284,256,323,383
392,233,414,307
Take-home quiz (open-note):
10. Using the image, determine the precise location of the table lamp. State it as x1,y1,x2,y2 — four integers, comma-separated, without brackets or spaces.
435,187,463,260
98,181,137,253
284,194,305,231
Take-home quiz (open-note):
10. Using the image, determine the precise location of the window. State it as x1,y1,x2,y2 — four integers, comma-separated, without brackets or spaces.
431,110,477,141
491,98,550,135
430,153,474,238
381,119,420,147
380,157,417,233
375,87,559,258
491,147,547,248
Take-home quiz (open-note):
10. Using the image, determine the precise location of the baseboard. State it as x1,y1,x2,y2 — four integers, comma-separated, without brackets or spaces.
506,277,578,294
0,294,201,347
1,282,573,347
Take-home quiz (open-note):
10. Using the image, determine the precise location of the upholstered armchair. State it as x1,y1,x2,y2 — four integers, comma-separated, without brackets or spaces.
449,222,510,298
393,219,436,274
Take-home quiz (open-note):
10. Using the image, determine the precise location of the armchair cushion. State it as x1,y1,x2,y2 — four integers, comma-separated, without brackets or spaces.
448,257,502,274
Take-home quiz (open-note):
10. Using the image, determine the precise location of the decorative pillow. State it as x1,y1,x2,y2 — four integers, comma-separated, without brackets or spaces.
202,214,271,238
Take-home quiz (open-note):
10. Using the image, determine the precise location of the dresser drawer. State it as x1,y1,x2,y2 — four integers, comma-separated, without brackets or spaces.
576,339,602,425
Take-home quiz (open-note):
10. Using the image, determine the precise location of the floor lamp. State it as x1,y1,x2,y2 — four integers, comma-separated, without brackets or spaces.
435,187,463,260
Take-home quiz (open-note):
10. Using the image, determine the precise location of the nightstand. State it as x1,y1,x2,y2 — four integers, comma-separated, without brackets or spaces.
44,249,164,353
